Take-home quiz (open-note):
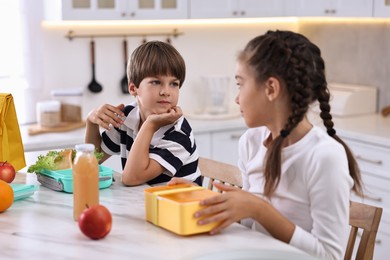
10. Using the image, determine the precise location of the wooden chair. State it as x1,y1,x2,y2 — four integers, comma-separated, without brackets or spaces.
198,157,242,193
344,201,383,260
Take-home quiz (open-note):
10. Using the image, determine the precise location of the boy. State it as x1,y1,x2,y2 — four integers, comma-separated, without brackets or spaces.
85,41,201,186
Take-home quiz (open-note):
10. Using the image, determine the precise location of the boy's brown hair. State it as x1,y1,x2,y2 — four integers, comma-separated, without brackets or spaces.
127,41,186,88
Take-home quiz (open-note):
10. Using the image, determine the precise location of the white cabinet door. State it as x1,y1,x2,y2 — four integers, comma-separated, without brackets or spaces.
195,132,212,159
333,0,373,17
190,0,239,18
62,0,126,20
284,0,373,17
238,0,284,17
126,0,188,19
211,129,245,166
190,0,283,18
61,0,188,20
373,0,390,17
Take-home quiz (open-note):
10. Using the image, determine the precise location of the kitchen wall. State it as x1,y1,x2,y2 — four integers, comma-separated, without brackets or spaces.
9,17,390,124
299,19,390,112
39,19,297,121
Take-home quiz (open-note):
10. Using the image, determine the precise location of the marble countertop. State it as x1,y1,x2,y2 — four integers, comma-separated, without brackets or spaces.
0,171,313,260
20,113,389,152
308,112,390,147
20,117,246,152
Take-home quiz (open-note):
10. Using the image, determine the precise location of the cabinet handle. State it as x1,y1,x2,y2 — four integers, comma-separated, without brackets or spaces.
230,134,242,139
240,11,245,16
121,12,126,17
364,195,383,203
357,232,381,244
356,155,383,165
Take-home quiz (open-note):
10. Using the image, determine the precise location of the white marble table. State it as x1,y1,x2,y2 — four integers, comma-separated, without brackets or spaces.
0,170,315,260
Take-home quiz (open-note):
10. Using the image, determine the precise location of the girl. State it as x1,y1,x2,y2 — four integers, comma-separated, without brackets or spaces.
170,30,363,260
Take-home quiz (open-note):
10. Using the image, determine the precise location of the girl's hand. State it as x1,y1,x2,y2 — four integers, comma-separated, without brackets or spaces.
167,177,197,186
195,182,257,235
87,104,125,130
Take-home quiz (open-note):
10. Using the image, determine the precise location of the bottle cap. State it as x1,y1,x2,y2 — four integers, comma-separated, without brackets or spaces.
75,143,95,152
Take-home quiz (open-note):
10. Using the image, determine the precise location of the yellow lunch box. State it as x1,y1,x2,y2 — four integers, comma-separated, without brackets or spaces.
144,184,220,235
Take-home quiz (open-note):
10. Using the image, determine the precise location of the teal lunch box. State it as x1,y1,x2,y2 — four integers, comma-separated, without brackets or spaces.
11,184,39,201
36,165,113,193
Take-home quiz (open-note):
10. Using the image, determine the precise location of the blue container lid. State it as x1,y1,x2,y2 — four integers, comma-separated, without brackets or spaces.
10,184,39,201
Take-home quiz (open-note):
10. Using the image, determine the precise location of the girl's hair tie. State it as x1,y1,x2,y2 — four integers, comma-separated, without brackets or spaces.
327,128,336,137
280,129,290,138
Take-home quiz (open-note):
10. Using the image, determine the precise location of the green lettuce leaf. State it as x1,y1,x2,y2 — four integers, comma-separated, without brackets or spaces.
27,149,104,173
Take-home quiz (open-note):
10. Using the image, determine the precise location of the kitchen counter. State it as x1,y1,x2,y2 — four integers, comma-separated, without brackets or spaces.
0,171,314,260
20,125,86,152
20,117,246,152
20,114,390,152
308,113,390,147
333,114,390,147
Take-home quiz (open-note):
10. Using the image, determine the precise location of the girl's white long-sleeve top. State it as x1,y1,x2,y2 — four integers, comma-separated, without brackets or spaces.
238,126,353,260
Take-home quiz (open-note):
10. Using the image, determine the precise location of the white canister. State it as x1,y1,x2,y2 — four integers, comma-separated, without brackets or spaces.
36,100,61,127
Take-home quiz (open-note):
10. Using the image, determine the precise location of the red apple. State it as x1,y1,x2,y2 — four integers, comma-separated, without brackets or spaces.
78,204,112,240
0,161,16,183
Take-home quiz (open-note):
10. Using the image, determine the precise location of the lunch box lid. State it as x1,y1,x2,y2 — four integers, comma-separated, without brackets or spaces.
11,184,39,201
39,165,112,182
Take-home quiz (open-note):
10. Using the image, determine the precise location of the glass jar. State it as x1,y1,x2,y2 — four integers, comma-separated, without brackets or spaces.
72,143,99,221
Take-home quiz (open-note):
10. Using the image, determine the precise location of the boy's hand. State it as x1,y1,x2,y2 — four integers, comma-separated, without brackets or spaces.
87,103,125,130
146,106,183,130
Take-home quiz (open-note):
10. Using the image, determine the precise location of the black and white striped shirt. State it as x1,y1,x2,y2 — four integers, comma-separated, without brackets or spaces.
101,102,201,185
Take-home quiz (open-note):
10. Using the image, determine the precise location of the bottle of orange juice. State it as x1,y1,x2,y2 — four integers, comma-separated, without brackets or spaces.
72,143,99,221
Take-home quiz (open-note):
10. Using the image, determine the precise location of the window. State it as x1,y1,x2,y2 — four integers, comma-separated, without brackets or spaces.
0,0,24,80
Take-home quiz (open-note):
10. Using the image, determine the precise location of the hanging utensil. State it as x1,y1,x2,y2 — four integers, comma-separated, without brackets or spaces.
120,38,129,94
88,39,103,93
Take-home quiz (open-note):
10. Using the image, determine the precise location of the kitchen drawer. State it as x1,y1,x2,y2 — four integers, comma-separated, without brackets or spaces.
211,129,246,166
344,139,390,180
372,209,390,260
195,132,212,159
373,231,389,260
352,173,390,209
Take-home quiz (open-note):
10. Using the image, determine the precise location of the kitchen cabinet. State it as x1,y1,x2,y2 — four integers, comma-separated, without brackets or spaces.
211,129,244,165
373,0,390,17
284,0,373,17
329,113,390,260
189,0,284,19
195,128,246,166
187,117,247,165
346,138,390,260
61,0,188,20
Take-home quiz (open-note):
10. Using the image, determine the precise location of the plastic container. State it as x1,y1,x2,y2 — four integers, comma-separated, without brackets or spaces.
51,88,83,122
200,75,231,115
11,184,39,201
51,88,83,106
36,100,61,127
144,184,220,235
72,143,99,221
36,165,113,193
